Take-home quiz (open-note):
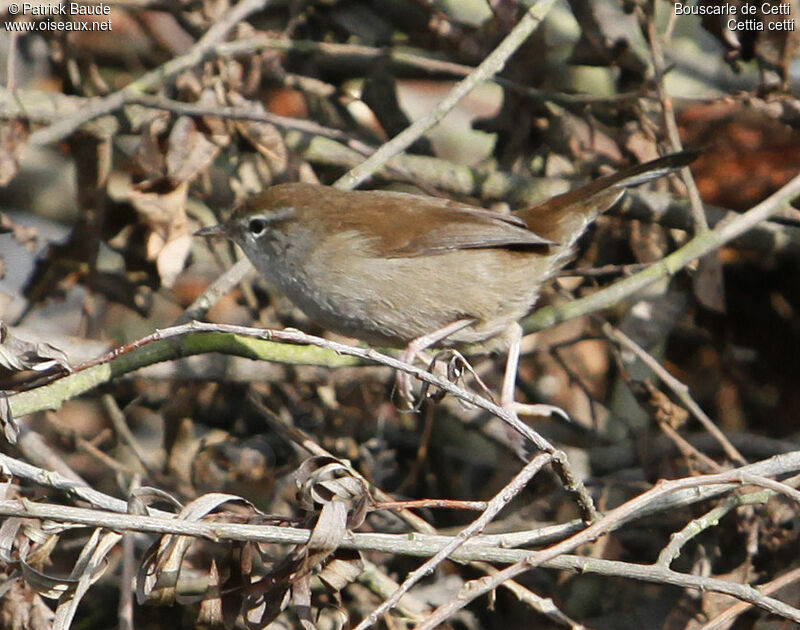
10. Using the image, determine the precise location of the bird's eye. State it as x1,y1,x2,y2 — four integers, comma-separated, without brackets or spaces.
247,217,268,236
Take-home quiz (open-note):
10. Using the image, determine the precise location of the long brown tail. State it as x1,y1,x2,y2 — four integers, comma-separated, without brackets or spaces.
516,151,698,245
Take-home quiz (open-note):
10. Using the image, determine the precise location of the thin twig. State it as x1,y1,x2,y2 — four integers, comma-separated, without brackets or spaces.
527,172,800,331
470,561,584,629
333,0,558,190
7,322,598,525
127,94,375,155
602,322,746,465
118,474,140,630
656,420,723,473
101,394,158,473
249,394,437,535
4,454,800,624
28,0,271,146
173,258,253,325
657,472,800,567
642,1,708,232
414,463,800,628
353,453,552,630
701,566,800,630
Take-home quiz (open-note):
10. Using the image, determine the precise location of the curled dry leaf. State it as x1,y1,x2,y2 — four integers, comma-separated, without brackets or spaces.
196,559,224,628
0,324,71,376
316,549,364,593
0,516,25,564
130,116,221,287
294,456,370,531
166,116,222,182
0,580,55,630
16,526,122,630
0,325,71,437
228,93,288,177
127,485,184,515
243,457,368,628
128,178,191,288
0,394,17,444
137,493,259,607
52,530,122,630
196,88,231,146
154,231,193,290
136,114,170,179
19,555,75,600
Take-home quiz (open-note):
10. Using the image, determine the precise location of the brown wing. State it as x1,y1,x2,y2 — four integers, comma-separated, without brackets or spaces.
264,184,556,257
353,192,556,257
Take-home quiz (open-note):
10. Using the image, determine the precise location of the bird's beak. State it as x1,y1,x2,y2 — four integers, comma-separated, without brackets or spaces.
194,223,229,238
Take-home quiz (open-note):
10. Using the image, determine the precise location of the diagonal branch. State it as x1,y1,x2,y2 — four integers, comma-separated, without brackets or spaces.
27,0,271,146
333,0,558,191
527,172,800,331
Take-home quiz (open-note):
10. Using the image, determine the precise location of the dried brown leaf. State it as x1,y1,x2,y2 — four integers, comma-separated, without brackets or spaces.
0,517,23,563
136,114,170,178
196,89,231,146
309,500,348,554
166,116,221,182
138,535,197,605
128,179,190,287
137,493,259,607
0,393,17,444
128,486,183,515
155,232,193,289
291,576,315,630
295,457,370,530
0,580,55,630
19,525,120,626
18,561,72,600
317,550,363,593
240,458,368,627
228,93,288,176
0,325,71,424
0,324,72,375
197,559,225,629
129,113,221,288
52,530,122,630
24,529,59,569
237,121,287,176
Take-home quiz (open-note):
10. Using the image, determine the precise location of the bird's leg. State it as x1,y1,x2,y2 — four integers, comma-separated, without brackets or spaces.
396,318,476,408
501,323,570,452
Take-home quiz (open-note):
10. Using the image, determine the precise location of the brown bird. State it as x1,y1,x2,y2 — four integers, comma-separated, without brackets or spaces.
197,152,695,417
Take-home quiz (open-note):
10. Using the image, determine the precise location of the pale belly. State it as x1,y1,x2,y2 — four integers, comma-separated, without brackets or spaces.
272,245,548,352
